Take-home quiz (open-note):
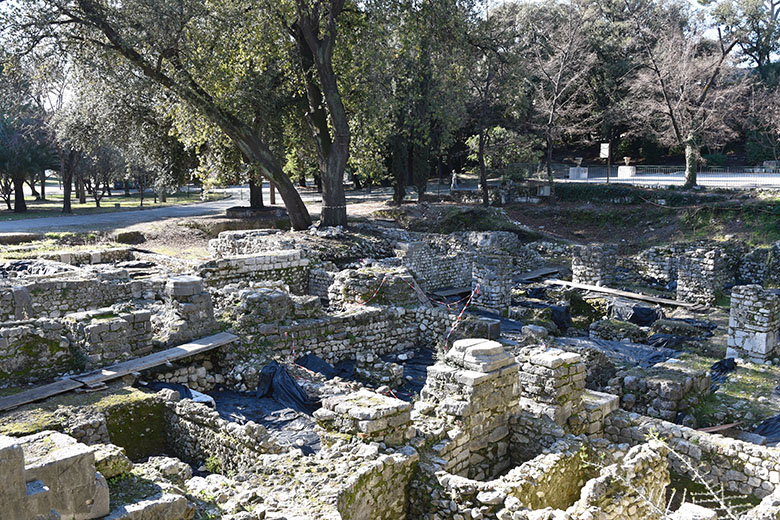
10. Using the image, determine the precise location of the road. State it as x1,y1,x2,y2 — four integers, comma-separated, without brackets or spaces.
569,171,780,188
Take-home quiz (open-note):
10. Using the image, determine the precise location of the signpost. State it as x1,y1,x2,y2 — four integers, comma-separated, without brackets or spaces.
600,142,611,183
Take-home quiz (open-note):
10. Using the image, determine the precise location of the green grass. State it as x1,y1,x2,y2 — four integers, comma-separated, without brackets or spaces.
0,191,227,221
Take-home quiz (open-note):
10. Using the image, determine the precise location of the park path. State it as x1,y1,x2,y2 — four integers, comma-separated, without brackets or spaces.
0,195,245,233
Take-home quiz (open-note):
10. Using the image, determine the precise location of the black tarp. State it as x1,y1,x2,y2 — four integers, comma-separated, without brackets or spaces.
555,337,678,368
514,301,572,332
646,334,689,350
467,309,525,334
709,357,737,393
608,298,664,327
754,415,780,445
256,361,319,415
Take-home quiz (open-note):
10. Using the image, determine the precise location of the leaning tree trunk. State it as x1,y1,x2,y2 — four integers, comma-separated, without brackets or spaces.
12,177,26,213
684,136,698,188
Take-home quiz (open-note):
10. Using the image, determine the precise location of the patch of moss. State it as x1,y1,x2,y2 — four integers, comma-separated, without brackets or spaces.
108,472,162,509
0,409,60,437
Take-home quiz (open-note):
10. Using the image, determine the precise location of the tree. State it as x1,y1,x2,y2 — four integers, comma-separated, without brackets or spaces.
5,0,314,229
518,0,597,183
746,85,780,162
627,3,744,187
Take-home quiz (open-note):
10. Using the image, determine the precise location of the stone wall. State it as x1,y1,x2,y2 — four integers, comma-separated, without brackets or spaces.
728,284,780,361
0,431,110,520
315,389,413,446
394,241,473,291
38,247,133,266
421,338,519,480
152,276,217,346
515,346,586,428
65,307,153,365
196,250,310,293
164,399,281,473
472,254,513,315
327,266,423,310
308,262,337,304
607,362,710,422
0,319,70,384
336,447,419,520
572,245,616,287
677,248,729,305
605,410,780,498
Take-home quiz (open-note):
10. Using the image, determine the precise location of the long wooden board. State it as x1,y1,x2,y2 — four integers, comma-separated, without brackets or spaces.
516,267,560,282
73,332,237,387
0,332,237,412
431,286,472,299
0,379,84,412
543,279,699,309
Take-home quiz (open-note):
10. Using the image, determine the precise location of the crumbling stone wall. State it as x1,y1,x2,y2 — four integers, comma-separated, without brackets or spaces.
728,284,780,361
315,389,413,446
739,244,780,286
606,410,780,498
572,245,616,287
65,307,153,365
197,250,310,293
327,265,423,309
421,338,519,480
0,319,70,384
472,253,513,315
164,399,281,473
38,247,133,265
337,447,419,520
677,248,730,304
607,362,710,421
308,262,338,303
152,276,217,346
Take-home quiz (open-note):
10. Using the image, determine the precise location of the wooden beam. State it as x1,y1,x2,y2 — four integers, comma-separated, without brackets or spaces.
543,279,700,309
0,332,238,412
73,332,237,387
516,267,560,283
0,379,84,413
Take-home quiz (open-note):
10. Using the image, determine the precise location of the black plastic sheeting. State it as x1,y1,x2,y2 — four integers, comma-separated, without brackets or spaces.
555,337,678,368
212,390,321,454
646,334,689,350
138,381,193,399
754,415,780,445
256,361,320,415
709,357,737,393
608,298,664,327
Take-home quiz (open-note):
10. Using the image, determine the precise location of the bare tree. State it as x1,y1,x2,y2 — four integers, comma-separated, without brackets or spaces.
519,0,597,182
627,4,743,187
747,85,780,161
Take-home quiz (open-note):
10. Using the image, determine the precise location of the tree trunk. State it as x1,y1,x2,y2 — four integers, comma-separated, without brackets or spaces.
294,13,349,228
160,191,167,203
684,137,698,188
546,131,554,184
61,150,77,214
249,179,264,208
77,175,87,204
12,177,26,213
313,174,322,193
298,175,307,187
124,181,130,196
39,171,46,200
391,135,407,205
478,128,489,207
26,179,40,200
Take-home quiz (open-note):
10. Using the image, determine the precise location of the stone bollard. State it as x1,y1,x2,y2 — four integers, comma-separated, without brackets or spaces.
472,254,513,316
728,285,780,361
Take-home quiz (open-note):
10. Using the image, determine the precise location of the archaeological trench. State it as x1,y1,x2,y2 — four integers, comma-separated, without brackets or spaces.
6,224,780,519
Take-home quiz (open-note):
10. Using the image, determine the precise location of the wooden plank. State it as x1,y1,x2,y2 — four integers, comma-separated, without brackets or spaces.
543,279,697,308
431,286,472,298
73,332,237,387
697,421,742,433
0,379,84,412
516,267,560,282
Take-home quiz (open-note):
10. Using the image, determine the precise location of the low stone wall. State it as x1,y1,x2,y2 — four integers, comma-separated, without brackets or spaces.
0,275,145,321
164,399,281,473
315,389,413,446
607,362,710,422
38,247,133,266
421,338,519,480
728,284,780,361
308,263,337,304
223,305,450,390
572,245,616,287
605,410,780,498
327,266,423,309
196,250,310,293
66,307,153,365
337,447,419,520
152,276,217,347
0,319,70,383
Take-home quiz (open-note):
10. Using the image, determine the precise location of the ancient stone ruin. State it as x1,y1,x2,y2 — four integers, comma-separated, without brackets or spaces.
2,226,780,519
